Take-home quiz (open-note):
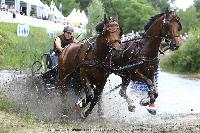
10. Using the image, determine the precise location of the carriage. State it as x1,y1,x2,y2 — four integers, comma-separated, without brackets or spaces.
31,50,58,85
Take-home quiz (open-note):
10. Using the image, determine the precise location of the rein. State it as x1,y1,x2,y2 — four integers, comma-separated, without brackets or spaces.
121,34,180,44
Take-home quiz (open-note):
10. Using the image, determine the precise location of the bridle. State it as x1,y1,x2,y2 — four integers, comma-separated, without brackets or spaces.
102,20,123,66
161,12,182,51
103,20,122,48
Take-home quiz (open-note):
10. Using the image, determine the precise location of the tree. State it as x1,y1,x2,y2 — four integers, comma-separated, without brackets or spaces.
194,0,200,12
194,0,200,18
147,0,171,12
75,0,92,14
86,0,104,36
101,0,116,16
112,0,159,33
61,0,79,16
177,6,200,33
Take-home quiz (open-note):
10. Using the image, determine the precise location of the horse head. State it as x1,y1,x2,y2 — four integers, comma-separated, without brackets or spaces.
103,15,123,51
162,10,182,50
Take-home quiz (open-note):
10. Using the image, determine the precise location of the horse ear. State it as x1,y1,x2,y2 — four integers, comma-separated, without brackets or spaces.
109,16,112,21
104,14,107,24
165,7,169,14
120,27,123,36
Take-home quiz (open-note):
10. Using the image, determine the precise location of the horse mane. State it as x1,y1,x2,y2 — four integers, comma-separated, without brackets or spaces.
144,13,164,31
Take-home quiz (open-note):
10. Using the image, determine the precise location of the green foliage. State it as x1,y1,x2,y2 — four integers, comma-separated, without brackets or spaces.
101,0,116,16
161,29,200,73
24,113,37,125
0,22,53,69
76,0,92,13
62,0,79,16
86,0,104,36
177,6,200,33
194,0,200,13
41,0,159,33
147,0,171,12
112,0,159,33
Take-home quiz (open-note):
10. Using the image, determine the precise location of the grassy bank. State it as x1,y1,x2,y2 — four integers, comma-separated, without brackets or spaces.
0,97,108,132
160,29,200,77
0,97,79,132
0,97,39,132
0,22,54,70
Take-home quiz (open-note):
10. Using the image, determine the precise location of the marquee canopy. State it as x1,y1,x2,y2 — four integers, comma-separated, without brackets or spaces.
20,0,45,8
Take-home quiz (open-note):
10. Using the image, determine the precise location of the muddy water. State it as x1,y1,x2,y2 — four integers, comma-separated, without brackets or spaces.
0,70,200,131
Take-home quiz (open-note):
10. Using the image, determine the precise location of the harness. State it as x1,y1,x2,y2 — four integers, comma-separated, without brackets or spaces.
59,34,73,48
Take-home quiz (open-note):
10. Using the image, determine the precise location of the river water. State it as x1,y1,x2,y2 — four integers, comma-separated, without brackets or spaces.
102,72,200,124
0,70,200,130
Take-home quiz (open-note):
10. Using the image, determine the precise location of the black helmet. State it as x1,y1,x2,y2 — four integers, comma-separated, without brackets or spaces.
63,26,74,33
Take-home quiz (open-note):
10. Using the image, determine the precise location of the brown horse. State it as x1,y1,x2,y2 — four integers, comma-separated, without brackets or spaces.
159,36,183,53
114,10,182,114
58,16,123,118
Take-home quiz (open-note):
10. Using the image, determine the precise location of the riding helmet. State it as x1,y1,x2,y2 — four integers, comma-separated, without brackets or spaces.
63,26,74,33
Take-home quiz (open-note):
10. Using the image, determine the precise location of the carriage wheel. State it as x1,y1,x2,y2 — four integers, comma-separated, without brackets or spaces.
40,53,51,73
31,60,42,76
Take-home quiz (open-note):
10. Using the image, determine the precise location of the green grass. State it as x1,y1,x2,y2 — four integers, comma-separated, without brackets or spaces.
0,97,14,113
0,22,54,70
0,97,110,132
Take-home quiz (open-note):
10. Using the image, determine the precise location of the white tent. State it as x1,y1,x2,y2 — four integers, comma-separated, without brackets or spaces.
17,0,48,18
80,10,88,27
48,0,63,22
1,0,5,7
42,3,50,19
66,8,88,28
20,0,45,8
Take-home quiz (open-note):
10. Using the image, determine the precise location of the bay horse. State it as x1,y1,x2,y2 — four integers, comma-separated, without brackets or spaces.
58,16,123,118
115,10,182,114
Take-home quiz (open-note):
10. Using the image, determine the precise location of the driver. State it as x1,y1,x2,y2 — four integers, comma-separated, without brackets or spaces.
50,26,78,68
54,25,78,53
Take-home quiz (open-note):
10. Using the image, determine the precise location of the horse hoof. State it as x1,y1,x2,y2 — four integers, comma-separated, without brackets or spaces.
140,98,150,106
147,108,156,115
119,89,126,97
75,100,83,108
128,105,135,112
146,104,157,115
81,111,87,119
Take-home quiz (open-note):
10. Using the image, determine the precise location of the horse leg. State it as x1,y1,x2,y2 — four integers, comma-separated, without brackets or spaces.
75,77,93,108
81,84,103,118
134,71,157,115
97,94,103,116
58,68,67,100
119,76,135,112
71,72,82,96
